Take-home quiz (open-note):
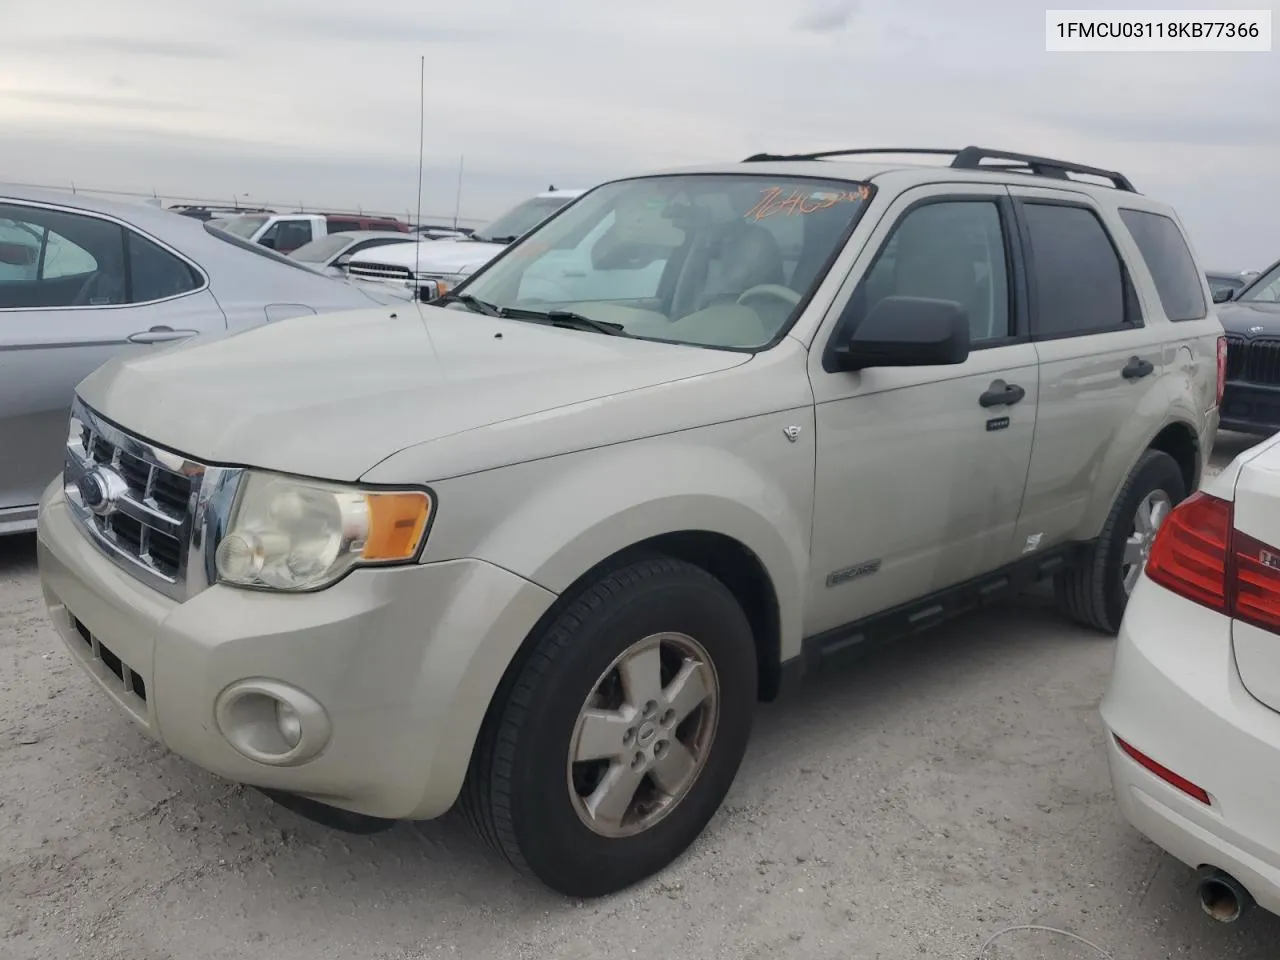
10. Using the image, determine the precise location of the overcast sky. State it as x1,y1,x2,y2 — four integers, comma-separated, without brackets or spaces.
1,0,1277,265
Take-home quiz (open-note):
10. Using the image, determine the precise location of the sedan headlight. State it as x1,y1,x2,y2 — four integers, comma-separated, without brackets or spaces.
214,472,433,592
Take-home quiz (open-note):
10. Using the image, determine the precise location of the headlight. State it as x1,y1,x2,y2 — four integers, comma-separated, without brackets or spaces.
214,472,433,592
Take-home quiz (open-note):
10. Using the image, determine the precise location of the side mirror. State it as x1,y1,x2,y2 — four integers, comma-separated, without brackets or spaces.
334,253,352,268
260,237,276,250
1212,287,1236,304
830,296,971,371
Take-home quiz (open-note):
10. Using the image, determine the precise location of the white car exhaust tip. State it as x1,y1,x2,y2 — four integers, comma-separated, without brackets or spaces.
1196,867,1254,923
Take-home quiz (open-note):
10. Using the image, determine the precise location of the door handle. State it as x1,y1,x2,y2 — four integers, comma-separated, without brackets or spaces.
127,326,199,344
1122,356,1155,380
979,380,1026,408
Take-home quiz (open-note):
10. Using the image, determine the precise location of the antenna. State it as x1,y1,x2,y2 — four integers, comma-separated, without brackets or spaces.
413,54,426,290
453,155,464,230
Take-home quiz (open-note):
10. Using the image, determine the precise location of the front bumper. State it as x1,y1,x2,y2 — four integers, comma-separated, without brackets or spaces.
349,276,442,303
1219,381,1280,436
37,482,556,821
1100,576,1280,916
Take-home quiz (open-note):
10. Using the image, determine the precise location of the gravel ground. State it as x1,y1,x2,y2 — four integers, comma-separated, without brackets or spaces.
3,433,1278,960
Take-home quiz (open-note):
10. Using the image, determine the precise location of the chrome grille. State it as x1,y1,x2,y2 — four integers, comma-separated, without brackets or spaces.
64,398,215,600
348,261,413,282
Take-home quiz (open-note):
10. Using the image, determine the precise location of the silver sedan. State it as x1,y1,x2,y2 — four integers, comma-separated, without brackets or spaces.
0,184,390,535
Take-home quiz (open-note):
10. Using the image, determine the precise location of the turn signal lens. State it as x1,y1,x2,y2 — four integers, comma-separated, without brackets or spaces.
364,491,433,561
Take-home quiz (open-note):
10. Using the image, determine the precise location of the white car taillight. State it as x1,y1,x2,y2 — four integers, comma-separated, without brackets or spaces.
1145,490,1280,633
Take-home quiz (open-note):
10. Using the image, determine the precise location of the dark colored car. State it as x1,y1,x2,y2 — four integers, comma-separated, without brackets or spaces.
1216,258,1280,434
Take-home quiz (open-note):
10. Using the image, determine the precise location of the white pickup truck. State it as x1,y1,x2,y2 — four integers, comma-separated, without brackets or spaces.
218,212,409,255
346,189,584,300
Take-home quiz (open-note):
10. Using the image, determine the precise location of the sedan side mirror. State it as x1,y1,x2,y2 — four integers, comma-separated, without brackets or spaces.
830,295,972,371
260,237,277,250
1212,287,1236,304
334,253,352,269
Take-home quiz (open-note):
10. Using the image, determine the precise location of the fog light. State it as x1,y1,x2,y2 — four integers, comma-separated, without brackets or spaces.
213,679,330,766
276,701,303,748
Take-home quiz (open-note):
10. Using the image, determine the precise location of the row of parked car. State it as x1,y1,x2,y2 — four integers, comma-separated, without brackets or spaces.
272,188,585,295
7,148,1280,920
0,183,586,534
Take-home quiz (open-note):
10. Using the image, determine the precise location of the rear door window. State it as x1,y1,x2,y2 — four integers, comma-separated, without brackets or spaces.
0,204,125,308
1118,209,1207,322
1021,202,1135,338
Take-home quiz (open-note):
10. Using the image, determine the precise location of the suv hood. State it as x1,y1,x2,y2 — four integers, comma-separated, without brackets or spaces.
75,304,749,482
350,237,502,275
1219,300,1280,335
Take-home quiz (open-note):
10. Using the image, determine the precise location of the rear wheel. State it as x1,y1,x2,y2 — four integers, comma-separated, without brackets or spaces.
461,557,757,897
1056,449,1187,633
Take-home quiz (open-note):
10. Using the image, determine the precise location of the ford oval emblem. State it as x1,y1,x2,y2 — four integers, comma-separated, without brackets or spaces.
76,466,126,516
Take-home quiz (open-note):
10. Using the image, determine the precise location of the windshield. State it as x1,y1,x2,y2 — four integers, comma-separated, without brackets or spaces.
472,196,575,243
1240,262,1280,303
456,174,872,350
220,215,269,239
290,233,352,262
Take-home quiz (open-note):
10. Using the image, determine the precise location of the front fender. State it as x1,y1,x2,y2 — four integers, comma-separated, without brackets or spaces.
413,411,816,661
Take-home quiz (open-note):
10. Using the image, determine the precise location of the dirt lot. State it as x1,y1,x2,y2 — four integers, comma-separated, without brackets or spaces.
2,433,1278,960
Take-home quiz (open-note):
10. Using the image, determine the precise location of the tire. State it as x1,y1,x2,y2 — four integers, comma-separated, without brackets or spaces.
460,556,757,898
1055,449,1187,634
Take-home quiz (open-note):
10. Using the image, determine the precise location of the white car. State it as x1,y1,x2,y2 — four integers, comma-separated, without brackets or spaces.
1102,430,1280,924
287,231,421,278
346,188,584,300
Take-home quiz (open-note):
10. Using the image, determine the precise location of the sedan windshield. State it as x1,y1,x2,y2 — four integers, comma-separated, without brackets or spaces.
471,196,575,243
219,215,269,239
456,174,872,349
1240,262,1280,303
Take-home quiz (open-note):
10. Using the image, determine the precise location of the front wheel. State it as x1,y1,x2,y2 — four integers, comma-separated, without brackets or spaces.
1056,449,1187,633
461,557,757,897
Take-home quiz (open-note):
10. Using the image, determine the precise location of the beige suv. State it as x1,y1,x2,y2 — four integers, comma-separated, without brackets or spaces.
36,147,1223,897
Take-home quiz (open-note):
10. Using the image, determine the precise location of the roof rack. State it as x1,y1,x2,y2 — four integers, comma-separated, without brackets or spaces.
741,145,1137,193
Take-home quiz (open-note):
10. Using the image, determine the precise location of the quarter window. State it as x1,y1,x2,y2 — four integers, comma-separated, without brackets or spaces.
1022,203,1131,337
127,231,201,303
1118,209,1207,322
849,200,1011,344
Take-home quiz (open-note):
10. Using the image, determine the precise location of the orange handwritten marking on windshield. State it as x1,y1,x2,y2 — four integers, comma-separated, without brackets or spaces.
745,185,870,221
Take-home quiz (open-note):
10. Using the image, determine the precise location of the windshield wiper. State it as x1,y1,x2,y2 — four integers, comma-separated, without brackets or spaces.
486,235,519,244
501,307,626,336
437,292,500,316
